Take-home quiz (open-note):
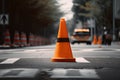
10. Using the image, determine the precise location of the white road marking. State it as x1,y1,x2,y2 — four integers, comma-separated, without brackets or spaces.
81,49,95,52
51,68,67,78
0,68,39,78
0,58,20,64
51,68,100,79
23,50,36,52
76,57,90,63
76,48,120,52
116,49,120,51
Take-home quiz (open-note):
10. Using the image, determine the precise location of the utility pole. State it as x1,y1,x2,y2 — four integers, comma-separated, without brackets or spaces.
113,0,116,41
0,0,5,44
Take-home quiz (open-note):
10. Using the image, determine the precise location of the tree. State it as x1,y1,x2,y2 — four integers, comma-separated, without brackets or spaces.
72,0,112,34
72,0,91,23
95,0,112,31
5,0,63,37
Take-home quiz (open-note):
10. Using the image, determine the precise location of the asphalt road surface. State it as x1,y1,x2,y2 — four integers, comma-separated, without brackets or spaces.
0,43,120,80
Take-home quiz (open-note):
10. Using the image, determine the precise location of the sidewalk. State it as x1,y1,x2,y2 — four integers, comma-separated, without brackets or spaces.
0,45,23,49
112,41,120,45
0,45,12,49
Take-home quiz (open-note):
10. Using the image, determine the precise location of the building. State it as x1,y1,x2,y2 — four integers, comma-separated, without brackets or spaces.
115,0,120,40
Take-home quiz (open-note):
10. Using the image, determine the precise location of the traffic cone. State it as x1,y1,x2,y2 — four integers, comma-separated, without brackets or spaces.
28,33,34,46
51,18,75,62
97,36,102,44
3,29,11,47
12,31,20,47
23,32,27,46
32,35,36,46
39,36,43,45
97,36,102,48
34,35,37,46
20,32,27,47
92,35,97,45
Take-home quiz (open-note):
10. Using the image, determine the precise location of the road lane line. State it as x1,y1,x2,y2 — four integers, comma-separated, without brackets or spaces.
116,49,120,51
0,58,20,64
76,57,90,63
81,49,95,52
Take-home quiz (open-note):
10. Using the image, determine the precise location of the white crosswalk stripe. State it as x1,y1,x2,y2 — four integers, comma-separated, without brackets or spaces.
50,68,100,79
81,49,95,52
76,57,90,63
0,58,20,64
0,68,39,78
23,50,36,52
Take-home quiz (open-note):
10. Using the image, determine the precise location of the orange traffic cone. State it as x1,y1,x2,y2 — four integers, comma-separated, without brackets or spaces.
51,18,75,62
28,33,34,46
97,36,102,48
20,32,27,47
34,35,37,46
97,36,102,44
13,31,20,47
92,35,97,45
3,29,11,47
32,35,36,46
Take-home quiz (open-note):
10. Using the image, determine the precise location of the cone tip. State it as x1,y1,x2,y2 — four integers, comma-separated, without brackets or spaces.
60,17,65,21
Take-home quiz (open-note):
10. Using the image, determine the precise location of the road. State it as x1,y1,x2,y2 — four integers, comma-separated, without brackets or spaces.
0,43,120,80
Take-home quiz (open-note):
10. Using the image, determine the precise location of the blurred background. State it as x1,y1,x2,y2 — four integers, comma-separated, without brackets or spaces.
0,0,120,46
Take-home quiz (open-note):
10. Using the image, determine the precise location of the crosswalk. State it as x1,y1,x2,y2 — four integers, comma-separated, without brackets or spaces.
0,68,40,79
50,68,100,79
0,68,100,80
0,57,119,80
0,56,120,64
76,57,90,63
0,58,20,64
0,57,91,64
0,57,100,80
0,44,120,80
